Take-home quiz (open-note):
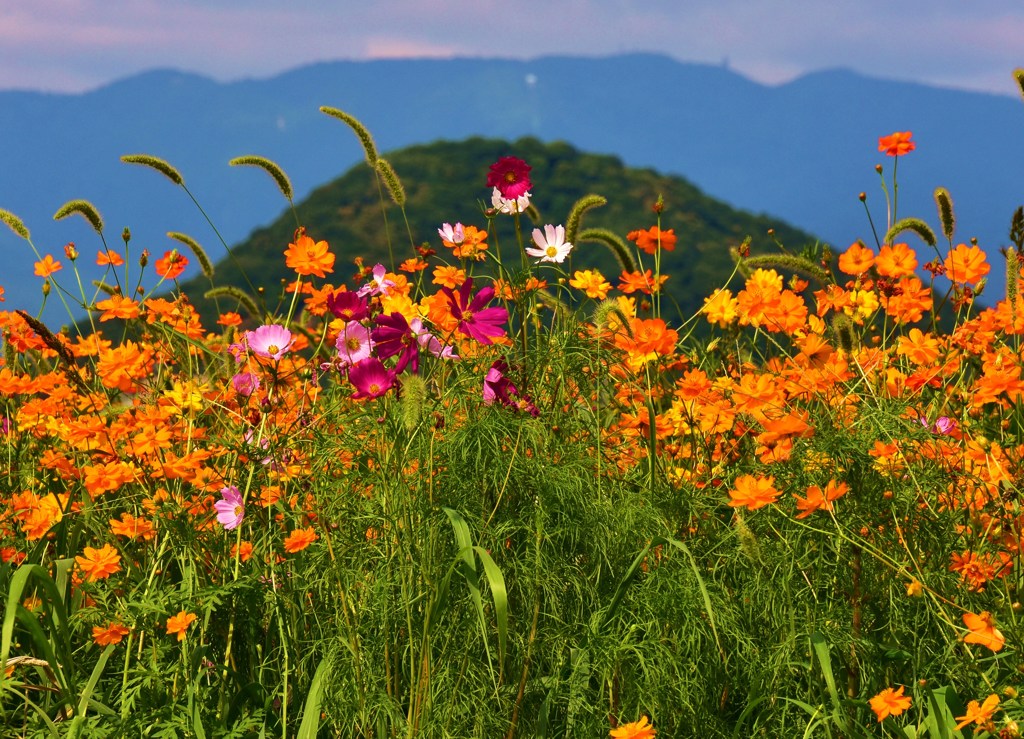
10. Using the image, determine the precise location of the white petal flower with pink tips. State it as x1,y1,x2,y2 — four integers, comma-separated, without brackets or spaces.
526,224,573,264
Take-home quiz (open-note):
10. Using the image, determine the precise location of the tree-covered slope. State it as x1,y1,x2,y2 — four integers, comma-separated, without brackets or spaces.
181,136,819,323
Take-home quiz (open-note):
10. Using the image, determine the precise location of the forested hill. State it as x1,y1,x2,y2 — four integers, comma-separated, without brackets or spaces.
179,136,817,323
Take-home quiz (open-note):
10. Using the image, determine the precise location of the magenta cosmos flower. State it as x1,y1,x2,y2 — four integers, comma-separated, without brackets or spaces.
245,324,294,360
214,485,244,530
372,312,420,373
486,156,532,199
441,278,508,345
348,357,396,399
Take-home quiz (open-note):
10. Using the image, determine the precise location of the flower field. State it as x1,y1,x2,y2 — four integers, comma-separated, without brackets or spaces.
2,82,1024,737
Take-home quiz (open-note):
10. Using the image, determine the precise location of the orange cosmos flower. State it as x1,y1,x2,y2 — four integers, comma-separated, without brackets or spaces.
954,693,1000,731
432,265,466,289
942,243,990,285
618,269,668,295
963,611,1005,652
875,243,917,278
441,224,489,260
166,610,198,642
728,474,781,511
610,716,656,738
284,231,335,278
702,288,739,327
627,226,677,255
109,512,156,541
878,131,915,156
569,269,612,299
217,311,243,327
869,685,912,722
75,543,121,582
399,257,429,273
283,527,318,553
154,250,188,280
231,541,254,562
95,295,141,321
792,480,848,519
949,550,996,591
92,622,130,646
838,242,875,276
96,249,125,267
34,255,63,277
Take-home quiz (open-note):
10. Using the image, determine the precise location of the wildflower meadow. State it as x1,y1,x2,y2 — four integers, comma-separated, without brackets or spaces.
3,71,1024,738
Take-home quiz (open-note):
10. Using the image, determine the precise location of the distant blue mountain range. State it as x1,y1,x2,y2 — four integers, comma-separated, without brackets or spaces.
2,53,1022,323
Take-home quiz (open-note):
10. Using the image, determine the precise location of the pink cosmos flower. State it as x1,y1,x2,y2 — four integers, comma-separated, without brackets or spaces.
214,485,244,530
412,317,459,360
438,222,465,245
357,263,396,298
335,322,374,367
486,156,532,199
441,277,508,345
527,224,573,264
348,357,396,399
245,324,294,360
231,371,260,397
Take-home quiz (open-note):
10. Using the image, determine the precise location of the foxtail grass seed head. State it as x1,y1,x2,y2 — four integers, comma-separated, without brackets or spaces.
831,313,857,353
885,217,936,248
934,187,956,241
229,155,294,202
0,208,30,240
375,158,405,207
741,254,831,287
577,228,639,274
733,512,761,563
168,232,214,279
1010,206,1024,251
120,154,184,185
319,106,378,164
53,199,104,234
205,286,262,320
92,280,119,296
565,194,607,245
400,374,427,432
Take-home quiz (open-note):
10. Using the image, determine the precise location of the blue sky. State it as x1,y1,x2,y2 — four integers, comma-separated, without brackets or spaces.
1,0,1021,95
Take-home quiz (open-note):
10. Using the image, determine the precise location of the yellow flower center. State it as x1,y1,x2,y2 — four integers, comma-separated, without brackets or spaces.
546,246,558,258
267,344,279,355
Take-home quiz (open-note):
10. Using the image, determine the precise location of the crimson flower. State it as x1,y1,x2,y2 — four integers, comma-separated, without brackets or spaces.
327,291,369,322
486,156,532,199
441,278,508,345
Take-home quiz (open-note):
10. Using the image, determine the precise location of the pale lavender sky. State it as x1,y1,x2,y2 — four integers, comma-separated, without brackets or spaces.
1,0,1022,96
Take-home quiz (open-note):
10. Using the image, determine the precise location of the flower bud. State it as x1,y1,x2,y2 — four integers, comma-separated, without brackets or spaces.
858,192,866,202
122,227,131,244
63,242,78,261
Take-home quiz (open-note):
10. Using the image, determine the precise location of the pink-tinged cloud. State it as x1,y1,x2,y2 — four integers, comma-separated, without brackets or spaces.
362,37,460,60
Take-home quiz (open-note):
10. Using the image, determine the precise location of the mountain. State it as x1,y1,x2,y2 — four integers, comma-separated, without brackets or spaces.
2,54,1022,323
173,136,817,326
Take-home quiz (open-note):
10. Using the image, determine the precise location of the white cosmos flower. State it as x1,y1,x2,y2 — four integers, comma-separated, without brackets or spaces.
526,224,574,263
491,187,531,215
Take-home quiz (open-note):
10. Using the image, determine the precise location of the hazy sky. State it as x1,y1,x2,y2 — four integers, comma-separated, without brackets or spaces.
1,0,1022,96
